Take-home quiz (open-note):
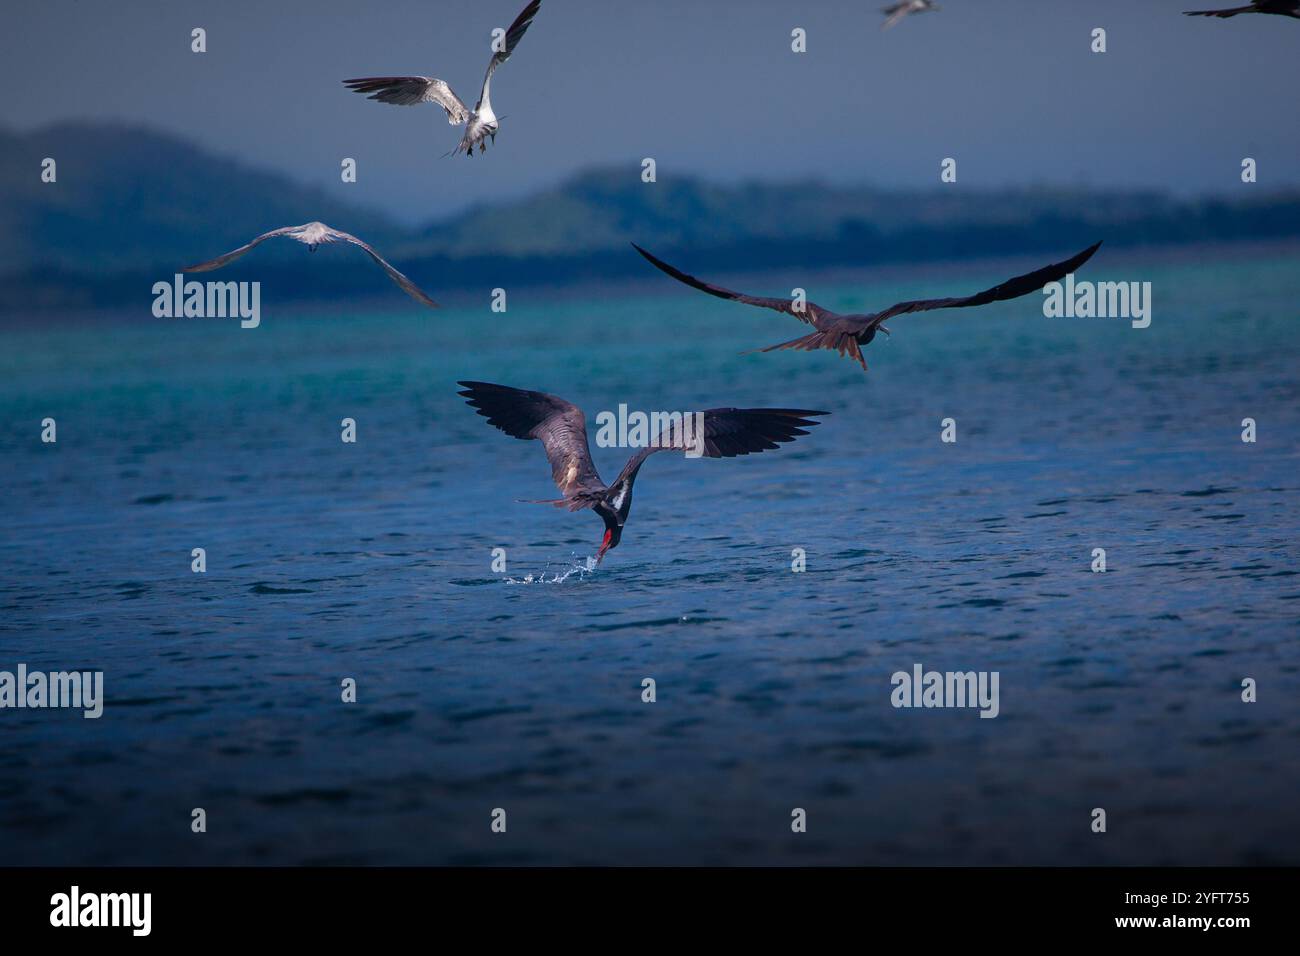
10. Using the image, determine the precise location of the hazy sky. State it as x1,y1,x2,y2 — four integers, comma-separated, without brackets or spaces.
4,0,1297,222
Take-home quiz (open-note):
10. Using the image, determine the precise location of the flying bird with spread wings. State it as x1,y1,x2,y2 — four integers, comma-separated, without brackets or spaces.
343,0,542,157
182,222,438,308
458,381,827,563
882,0,940,30
1184,0,1299,17
633,242,1103,372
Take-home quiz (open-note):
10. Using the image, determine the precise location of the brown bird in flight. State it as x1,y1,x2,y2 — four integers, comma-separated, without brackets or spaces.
633,242,1103,372
1184,0,1299,16
458,381,827,563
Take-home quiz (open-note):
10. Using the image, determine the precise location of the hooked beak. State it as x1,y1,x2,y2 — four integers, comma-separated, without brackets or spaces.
596,529,613,564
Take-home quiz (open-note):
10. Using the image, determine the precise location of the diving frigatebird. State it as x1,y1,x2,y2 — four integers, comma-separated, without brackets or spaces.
632,241,1102,372
458,381,827,563
1185,1,1299,17
344,0,543,157
182,222,438,308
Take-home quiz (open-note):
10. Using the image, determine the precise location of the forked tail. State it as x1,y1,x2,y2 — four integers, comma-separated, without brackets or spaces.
743,330,867,371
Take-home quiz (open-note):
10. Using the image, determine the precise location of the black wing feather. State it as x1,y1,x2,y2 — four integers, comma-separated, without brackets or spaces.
458,381,605,500
613,408,827,487
859,241,1103,332
632,243,836,330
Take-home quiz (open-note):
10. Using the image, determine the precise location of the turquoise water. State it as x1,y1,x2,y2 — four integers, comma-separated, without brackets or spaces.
2,244,1298,864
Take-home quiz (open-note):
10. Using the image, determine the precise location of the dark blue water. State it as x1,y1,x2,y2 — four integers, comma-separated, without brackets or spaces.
2,243,1298,864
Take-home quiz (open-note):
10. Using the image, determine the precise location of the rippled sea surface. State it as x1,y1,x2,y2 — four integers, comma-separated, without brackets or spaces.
2,243,1298,865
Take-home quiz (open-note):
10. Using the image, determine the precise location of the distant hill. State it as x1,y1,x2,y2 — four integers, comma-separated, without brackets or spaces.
0,123,403,279
408,167,1300,262
3,122,1299,310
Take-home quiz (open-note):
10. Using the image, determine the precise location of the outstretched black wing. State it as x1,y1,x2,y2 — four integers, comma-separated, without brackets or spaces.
458,381,605,501
612,407,827,488
1184,2,1297,17
633,243,839,330
856,241,1103,333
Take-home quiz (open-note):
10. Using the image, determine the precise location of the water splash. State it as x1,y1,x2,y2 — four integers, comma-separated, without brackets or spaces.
504,555,598,585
